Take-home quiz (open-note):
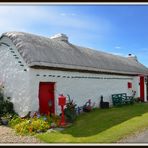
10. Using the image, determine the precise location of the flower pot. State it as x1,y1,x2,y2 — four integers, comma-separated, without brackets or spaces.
1,118,8,125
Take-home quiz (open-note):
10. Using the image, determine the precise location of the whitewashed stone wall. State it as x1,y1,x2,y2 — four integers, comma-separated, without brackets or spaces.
144,77,147,102
0,37,31,116
30,69,137,115
132,76,140,98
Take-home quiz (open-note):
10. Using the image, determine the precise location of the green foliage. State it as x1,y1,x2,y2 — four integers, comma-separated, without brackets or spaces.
51,114,60,126
134,97,142,103
8,115,23,128
9,113,61,135
36,103,148,143
8,112,61,136
2,100,15,114
14,118,50,135
0,94,3,101
64,95,77,123
0,86,15,116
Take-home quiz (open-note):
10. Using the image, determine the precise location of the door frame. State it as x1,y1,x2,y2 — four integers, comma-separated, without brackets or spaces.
140,76,145,102
38,82,56,114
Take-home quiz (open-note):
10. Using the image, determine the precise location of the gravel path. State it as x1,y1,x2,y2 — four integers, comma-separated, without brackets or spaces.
0,125,45,144
117,128,148,143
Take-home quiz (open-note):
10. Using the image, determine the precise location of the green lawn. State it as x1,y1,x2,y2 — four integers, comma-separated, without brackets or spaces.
36,103,148,143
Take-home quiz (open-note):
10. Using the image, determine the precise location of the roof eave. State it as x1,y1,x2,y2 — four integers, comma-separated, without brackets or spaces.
29,62,146,76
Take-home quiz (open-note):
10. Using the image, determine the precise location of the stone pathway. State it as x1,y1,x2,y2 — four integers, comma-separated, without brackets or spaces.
0,125,45,144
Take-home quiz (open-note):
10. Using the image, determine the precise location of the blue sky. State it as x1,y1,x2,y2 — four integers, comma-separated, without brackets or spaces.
0,4,148,67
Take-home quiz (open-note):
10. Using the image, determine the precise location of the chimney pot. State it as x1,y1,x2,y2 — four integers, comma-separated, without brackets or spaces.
50,33,68,42
128,54,132,56
128,54,138,62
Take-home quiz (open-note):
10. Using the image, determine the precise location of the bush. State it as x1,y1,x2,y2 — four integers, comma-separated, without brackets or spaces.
9,113,61,134
64,96,77,123
8,115,23,128
3,100,14,114
134,97,143,103
0,85,15,116
51,114,60,127
14,118,50,135
37,114,60,128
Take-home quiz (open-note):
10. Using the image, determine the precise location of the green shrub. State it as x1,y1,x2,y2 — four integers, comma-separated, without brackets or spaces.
14,118,50,135
8,115,23,128
37,114,60,128
64,95,77,123
3,100,14,114
134,97,142,103
51,114,60,127
0,85,15,116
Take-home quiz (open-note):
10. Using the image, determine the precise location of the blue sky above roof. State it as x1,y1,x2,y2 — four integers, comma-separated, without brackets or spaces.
0,4,148,67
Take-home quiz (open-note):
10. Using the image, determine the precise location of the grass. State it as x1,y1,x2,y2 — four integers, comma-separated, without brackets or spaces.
36,103,148,143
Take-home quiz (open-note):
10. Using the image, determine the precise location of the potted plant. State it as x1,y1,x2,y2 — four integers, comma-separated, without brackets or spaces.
1,113,12,125
83,99,92,112
64,95,77,123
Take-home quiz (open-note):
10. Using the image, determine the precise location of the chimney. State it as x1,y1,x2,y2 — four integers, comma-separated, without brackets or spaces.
127,54,138,62
50,33,68,42
128,54,132,56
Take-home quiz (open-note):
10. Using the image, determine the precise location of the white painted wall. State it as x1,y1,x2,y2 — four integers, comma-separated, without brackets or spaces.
0,37,31,116
30,69,137,115
132,76,140,98
144,77,147,102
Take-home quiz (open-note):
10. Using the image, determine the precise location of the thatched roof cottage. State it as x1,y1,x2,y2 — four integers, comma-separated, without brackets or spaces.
0,32,147,116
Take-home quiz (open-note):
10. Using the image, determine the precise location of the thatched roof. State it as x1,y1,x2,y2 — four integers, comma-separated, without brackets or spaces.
1,31,148,75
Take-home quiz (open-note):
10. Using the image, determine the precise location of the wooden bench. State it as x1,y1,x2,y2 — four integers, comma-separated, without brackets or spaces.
112,93,134,106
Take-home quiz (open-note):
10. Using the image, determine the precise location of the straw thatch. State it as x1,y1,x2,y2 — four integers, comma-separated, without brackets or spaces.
1,32,148,75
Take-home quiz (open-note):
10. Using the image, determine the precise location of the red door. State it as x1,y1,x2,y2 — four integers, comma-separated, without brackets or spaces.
140,76,144,102
39,82,55,115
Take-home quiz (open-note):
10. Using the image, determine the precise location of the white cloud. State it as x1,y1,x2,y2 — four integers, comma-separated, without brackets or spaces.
0,4,113,47
0,5,112,34
0,6,50,34
0,6,86,31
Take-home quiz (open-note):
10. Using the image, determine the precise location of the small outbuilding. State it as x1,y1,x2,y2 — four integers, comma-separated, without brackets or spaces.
0,32,148,116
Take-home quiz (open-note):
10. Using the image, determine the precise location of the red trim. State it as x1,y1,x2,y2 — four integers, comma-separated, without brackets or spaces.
128,82,132,89
140,76,144,102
